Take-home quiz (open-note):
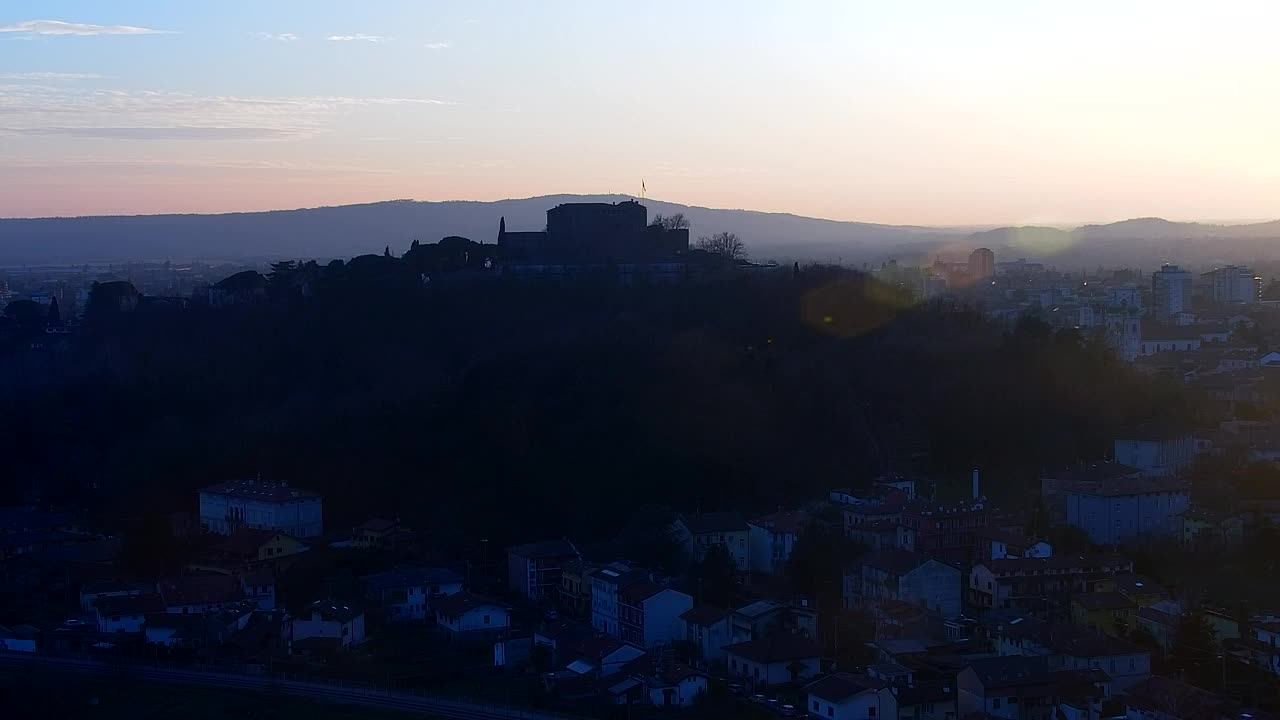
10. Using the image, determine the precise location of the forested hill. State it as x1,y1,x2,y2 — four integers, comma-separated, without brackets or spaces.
0,195,951,266
0,259,1199,553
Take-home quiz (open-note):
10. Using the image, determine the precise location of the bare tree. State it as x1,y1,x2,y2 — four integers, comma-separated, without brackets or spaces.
650,213,690,231
695,231,746,262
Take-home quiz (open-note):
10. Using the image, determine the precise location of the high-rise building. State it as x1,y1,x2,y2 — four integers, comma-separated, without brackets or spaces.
1203,265,1261,304
968,247,995,281
1151,264,1192,316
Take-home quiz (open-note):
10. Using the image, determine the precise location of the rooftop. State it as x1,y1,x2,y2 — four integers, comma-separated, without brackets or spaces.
96,593,165,617
158,575,243,608
981,554,1131,575
1044,462,1144,485
199,479,319,502
432,591,506,618
1063,476,1189,498
361,566,463,590
724,634,823,664
804,673,884,703
862,549,931,576
308,599,362,623
681,511,749,535
748,510,811,535
1072,592,1136,612
680,604,730,626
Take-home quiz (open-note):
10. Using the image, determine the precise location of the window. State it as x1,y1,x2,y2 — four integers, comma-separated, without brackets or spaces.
993,699,1001,709
753,667,760,679
827,706,834,718
484,614,491,624
869,706,877,717
342,626,349,636
813,701,820,711
1129,658,1136,671
1008,697,1018,705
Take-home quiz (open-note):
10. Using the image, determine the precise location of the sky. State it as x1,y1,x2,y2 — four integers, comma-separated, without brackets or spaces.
1,1,1279,226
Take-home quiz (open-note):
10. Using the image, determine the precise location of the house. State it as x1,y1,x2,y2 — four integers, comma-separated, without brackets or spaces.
852,550,962,620
239,567,277,610
1131,606,1180,653
898,501,991,562
1120,675,1272,720
433,591,510,644
144,613,213,648
618,583,693,649
1063,477,1189,544
844,505,907,536
1041,463,1145,527
558,559,598,617
1138,325,1203,356
290,599,365,653
159,575,245,614
1070,592,1136,636
1105,576,1166,607
1113,435,1194,477
362,566,463,622
351,517,408,549
563,634,647,677
1178,508,1245,547
895,682,959,720
730,599,819,643
977,528,1051,561
998,618,1151,689
848,520,916,553
748,510,811,575
0,624,37,653
679,604,733,667
803,673,897,720
507,539,579,602
590,562,645,637
642,663,708,707
969,555,1133,612
678,511,752,572
216,528,308,564
724,634,824,689
197,479,323,537
957,656,1110,720
79,580,150,611
533,619,597,667
1239,618,1280,676
95,593,165,633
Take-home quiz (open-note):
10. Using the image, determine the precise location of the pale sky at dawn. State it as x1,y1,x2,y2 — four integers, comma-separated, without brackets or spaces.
2,0,1279,225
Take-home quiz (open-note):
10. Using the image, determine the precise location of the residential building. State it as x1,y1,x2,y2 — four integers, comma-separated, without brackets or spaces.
1121,676,1269,720
853,550,962,619
898,501,991,562
79,580,150,611
978,528,1051,562
968,555,1133,611
1063,476,1190,545
678,512,751,572
1070,592,1136,636
641,663,708,707
590,562,644,637
969,248,996,281
895,683,958,720
1131,605,1180,653
563,634,647,677
618,583,693,649
158,575,245,615
804,672,898,720
533,619,596,667
351,517,412,549
198,479,323,537
239,567,277,610
0,625,36,653
558,559,598,618
1178,508,1245,547
362,566,463,622
289,600,365,654
724,634,823,689
748,510,810,575
998,618,1151,690
849,520,916,553
1203,266,1261,304
1239,617,1280,676
679,604,733,667
1106,308,1142,362
1041,463,1145,527
730,599,819,643
96,593,165,633
1151,265,1193,317
1138,325,1202,356
433,592,510,644
507,539,579,602
957,656,1110,720
215,528,308,564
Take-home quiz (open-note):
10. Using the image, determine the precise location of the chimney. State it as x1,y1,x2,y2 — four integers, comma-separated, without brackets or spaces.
972,469,980,500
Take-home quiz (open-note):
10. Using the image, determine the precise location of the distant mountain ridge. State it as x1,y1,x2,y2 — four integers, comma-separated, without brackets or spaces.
0,195,1277,267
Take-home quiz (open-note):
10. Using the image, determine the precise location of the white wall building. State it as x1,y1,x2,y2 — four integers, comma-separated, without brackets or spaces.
804,673,897,720
1114,436,1194,477
1204,266,1261,304
362,566,463,622
198,479,323,537
433,592,510,642
290,600,365,652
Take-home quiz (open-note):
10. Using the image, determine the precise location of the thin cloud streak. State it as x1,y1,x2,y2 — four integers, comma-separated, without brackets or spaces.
0,72,105,81
424,42,452,50
3,126,307,141
326,34,390,43
252,32,300,42
0,20,174,36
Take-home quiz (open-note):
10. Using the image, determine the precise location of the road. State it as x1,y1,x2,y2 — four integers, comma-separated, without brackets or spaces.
0,652,578,720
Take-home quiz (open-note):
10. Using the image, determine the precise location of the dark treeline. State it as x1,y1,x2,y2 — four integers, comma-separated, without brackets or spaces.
0,245,1200,552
